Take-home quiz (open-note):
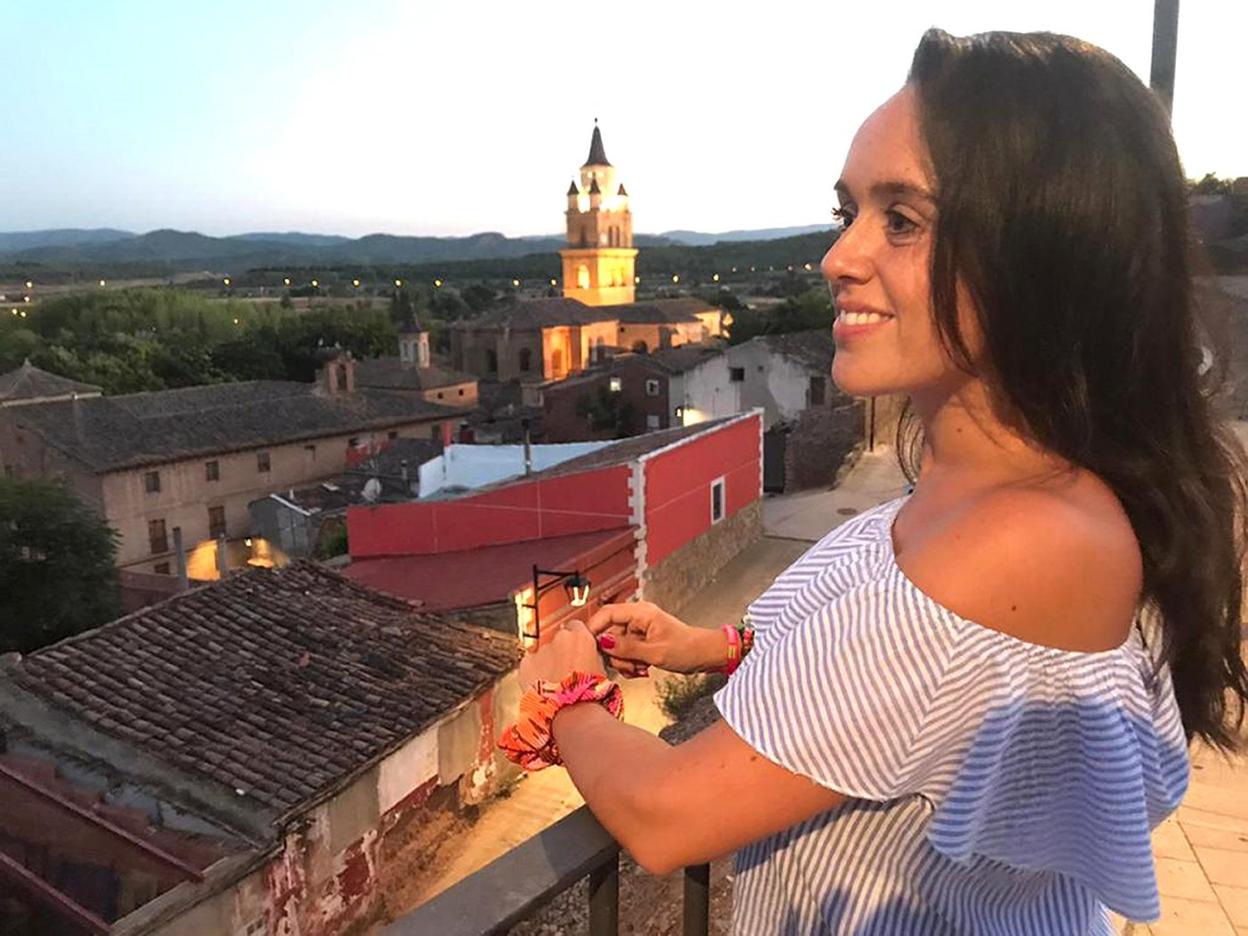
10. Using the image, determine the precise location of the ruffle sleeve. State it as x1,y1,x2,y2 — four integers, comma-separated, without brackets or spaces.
712,572,1190,922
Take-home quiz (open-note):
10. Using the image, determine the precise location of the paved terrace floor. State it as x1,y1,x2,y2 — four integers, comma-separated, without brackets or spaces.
406,443,1248,934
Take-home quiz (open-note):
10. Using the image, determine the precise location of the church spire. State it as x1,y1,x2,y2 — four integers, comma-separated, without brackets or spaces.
583,119,611,167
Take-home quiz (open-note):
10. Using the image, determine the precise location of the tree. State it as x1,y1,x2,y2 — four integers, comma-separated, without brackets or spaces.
575,386,638,438
0,478,122,654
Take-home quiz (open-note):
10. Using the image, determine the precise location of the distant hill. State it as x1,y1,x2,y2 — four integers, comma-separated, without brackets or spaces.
0,223,832,274
0,228,135,252
658,224,835,246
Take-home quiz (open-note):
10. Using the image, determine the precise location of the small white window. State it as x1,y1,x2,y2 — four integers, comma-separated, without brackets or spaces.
710,476,725,525
645,378,660,397
646,414,660,430
609,376,622,393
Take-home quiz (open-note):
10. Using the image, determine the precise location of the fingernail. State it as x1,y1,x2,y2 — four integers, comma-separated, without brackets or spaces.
598,635,616,650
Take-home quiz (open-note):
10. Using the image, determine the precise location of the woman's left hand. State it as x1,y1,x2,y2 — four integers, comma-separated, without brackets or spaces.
518,620,606,688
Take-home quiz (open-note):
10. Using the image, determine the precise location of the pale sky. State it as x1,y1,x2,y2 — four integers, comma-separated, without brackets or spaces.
3,0,1243,238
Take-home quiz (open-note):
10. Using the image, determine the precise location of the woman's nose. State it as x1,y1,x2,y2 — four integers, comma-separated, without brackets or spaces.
821,226,870,285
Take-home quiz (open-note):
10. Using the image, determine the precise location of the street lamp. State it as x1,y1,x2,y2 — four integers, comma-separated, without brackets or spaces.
523,566,592,642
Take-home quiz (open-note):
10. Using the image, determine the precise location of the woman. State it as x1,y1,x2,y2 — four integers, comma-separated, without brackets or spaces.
506,28,1248,934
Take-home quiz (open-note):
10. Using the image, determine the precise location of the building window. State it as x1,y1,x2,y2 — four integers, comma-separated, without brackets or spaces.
208,505,226,539
458,388,465,396
144,470,161,493
437,391,444,399
609,376,622,393
154,562,171,575
809,375,827,406
729,367,745,383
487,349,499,373
632,340,648,353
205,460,220,482
257,451,271,473
646,414,660,430
645,378,660,397
388,430,399,440
710,477,725,525
148,519,168,555
519,347,532,372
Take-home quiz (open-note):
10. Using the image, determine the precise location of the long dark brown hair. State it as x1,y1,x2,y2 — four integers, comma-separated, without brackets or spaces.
898,28,1248,750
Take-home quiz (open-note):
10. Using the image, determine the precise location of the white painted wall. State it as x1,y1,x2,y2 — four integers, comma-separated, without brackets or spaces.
417,441,610,498
675,354,738,426
377,729,439,814
728,341,817,429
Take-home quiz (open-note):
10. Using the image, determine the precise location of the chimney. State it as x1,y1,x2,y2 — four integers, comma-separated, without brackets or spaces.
315,349,356,397
172,526,189,591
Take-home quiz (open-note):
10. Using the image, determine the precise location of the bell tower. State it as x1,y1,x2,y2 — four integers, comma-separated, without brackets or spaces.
560,121,637,305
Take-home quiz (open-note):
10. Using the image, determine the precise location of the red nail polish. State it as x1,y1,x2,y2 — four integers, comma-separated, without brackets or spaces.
598,635,616,650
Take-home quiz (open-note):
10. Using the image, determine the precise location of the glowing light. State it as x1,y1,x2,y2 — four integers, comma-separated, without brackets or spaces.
10,308,17,315
99,279,107,287
283,277,291,286
352,278,360,287
803,263,812,271
19,310,27,318
23,296,30,303
223,277,231,286
433,279,442,288
512,279,520,287
672,274,679,284
311,279,319,287
712,273,719,282
24,281,32,289
731,267,737,273
244,537,253,547
394,279,403,288
233,317,240,325
634,276,640,284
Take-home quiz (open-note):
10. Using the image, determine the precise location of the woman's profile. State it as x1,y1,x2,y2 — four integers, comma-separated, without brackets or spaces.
502,27,1248,934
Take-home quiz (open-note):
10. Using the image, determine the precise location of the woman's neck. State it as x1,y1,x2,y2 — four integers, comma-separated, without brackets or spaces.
909,378,1076,492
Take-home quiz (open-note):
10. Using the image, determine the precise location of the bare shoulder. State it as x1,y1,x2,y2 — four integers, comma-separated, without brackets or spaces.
896,482,1144,652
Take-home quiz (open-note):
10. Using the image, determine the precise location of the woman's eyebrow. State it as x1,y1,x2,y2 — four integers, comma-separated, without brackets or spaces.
834,179,936,203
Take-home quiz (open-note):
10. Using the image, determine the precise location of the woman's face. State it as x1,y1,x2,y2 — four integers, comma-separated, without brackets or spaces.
822,84,983,401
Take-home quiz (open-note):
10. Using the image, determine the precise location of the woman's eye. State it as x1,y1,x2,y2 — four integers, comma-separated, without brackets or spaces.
832,206,854,227
885,210,918,235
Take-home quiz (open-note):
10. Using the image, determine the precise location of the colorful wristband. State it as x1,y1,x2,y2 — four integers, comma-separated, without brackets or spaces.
720,623,743,675
498,670,624,771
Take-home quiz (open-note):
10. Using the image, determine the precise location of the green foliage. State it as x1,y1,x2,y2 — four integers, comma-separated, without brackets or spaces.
315,524,349,559
1190,172,1233,196
0,289,399,393
0,478,122,654
575,386,638,438
728,287,834,345
655,672,727,720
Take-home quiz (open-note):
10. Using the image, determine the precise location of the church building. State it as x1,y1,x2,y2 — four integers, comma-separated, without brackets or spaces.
449,123,730,384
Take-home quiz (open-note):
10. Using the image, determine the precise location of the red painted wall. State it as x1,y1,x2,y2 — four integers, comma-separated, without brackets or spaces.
643,415,761,566
348,464,633,558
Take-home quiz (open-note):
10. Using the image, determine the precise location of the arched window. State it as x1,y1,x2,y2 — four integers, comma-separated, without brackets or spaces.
632,340,648,354
577,265,590,290
519,348,532,372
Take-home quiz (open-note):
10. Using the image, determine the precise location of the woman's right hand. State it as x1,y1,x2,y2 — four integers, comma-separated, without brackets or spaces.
585,600,727,677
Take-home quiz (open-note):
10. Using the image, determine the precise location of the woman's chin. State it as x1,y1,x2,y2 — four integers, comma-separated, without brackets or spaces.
831,361,896,399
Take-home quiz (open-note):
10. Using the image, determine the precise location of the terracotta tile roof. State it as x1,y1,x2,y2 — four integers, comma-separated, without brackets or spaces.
355,357,477,392
0,360,101,403
10,380,460,473
452,298,618,330
751,328,836,374
595,298,718,324
6,561,521,815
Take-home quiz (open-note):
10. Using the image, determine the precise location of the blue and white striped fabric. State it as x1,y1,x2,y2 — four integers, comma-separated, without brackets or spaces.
713,493,1190,934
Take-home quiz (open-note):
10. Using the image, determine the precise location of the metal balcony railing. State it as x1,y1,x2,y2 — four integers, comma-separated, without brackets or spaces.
381,804,711,936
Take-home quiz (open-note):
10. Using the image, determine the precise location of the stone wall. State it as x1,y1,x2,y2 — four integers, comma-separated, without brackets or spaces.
643,497,762,615
783,399,864,492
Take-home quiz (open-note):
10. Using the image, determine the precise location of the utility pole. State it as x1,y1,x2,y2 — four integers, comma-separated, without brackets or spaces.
1149,0,1180,118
